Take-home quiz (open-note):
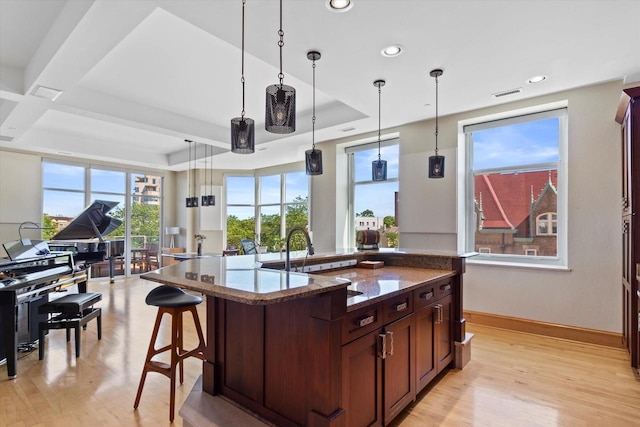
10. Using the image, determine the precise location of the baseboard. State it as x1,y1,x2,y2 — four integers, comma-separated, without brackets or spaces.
464,310,624,349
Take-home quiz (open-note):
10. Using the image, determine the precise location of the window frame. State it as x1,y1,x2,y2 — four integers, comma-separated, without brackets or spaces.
536,212,558,236
224,171,309,251
42,159,165,276
346,138,399,248
457,102,569,269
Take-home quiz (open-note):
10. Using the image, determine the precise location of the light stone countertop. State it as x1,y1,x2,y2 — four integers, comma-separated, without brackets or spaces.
316,266,456,311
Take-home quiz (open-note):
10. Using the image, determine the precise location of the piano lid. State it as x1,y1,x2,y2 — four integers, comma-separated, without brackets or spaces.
52,200,122,241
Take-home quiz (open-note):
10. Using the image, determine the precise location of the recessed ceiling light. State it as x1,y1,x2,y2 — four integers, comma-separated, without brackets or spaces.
341,127,356,132
528,75,548,84
381,45,403,57
326,0,353,12
31,85,63,101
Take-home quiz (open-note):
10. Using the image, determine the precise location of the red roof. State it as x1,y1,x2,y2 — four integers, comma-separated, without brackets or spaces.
475,170,557,232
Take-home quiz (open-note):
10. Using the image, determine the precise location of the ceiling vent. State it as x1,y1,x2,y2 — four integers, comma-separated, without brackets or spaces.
31,85,63,101
0,135,14,142
492,87,523,99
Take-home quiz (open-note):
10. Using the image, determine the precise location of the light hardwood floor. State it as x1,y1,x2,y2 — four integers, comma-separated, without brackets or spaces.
1,277,638,427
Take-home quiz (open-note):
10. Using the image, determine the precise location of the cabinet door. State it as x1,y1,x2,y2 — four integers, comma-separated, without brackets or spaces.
415,304,436,392
436,294,454,372
342,329,383,427
383,314,416,425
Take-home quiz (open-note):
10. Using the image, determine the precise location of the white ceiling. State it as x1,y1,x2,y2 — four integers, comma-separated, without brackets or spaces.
1,0,639,171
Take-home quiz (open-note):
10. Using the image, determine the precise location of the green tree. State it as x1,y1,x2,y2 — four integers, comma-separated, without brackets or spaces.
41,214,56,240
227,215,256,252
383,216,396,228
386,231,399,248
285,196,310,251
110,203,160,246
358,209,374,217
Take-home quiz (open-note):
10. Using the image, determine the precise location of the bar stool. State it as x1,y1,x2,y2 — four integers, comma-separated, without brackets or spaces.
134,285,206,422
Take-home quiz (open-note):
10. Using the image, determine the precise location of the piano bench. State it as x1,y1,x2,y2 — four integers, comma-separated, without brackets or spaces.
38,292,102,360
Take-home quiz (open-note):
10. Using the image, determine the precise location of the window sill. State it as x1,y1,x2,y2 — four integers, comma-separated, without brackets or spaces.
467,258,571,272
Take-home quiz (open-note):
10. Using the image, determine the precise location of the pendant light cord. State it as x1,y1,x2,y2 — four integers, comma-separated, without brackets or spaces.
434,74,439,156
192,141,196,198
312,59,316,150
277,0,284,85
241,0,246,119
377,83,382,160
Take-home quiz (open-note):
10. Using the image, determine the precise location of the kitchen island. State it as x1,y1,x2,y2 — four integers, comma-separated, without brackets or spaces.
141,249,470,427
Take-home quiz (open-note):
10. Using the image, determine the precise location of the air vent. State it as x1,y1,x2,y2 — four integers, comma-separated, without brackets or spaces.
0,135,14,142
492,87,523,99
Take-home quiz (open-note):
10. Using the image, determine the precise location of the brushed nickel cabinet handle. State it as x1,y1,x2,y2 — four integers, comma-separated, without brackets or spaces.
434,304,442,324
441,284,451,291
395,302,408,312
379,333,387,359
386,331,394,356
421,291,434,300
358,315,375,327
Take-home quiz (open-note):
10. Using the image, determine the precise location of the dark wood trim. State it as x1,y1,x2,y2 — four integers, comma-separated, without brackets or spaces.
464,310,624,348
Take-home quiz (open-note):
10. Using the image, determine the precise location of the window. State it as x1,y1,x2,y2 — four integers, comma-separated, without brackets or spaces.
461,107,567,267
347,140,399,248
225,171,309,252
42,160,163,277
536,213,557,236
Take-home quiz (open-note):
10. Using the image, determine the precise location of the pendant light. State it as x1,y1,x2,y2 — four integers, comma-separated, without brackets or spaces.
231,0,255,153
305,51,322,175
185,139,199,208
201,144,215,206
428,69,445,178
372,79,387,181
265,0,295,134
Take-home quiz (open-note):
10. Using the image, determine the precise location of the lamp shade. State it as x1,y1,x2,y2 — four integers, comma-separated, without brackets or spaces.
265,84,296,133
165,226,180,248
165,227,180,235
231,117,255,154
372,159,387,181
428,155,445,178
305,148,323,175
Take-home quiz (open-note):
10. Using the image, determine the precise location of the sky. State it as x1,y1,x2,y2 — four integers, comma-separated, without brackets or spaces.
42,163,156,217
473,118,559,170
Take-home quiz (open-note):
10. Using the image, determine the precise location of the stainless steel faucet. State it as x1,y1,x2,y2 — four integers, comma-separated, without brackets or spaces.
285,227,314,272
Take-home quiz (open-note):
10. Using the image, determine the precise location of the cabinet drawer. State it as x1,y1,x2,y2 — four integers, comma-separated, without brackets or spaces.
382,291,414,323
342,303,382,344
414,283,437,310
436,279,453,299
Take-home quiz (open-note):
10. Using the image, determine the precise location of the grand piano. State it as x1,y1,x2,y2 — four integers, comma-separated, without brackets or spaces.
0,200,122,378
49,200,125,282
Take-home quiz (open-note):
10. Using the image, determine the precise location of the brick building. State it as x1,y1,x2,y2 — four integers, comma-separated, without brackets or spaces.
474,170,558,256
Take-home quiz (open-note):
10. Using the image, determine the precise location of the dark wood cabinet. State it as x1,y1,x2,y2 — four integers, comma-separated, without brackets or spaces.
617,86,640,370
382,313,415,425
341,312,415,427
342,328,383,427
415,280,454,393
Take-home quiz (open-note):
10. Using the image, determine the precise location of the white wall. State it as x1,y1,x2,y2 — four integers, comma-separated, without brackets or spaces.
0,151,42,256
311,80,623,333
